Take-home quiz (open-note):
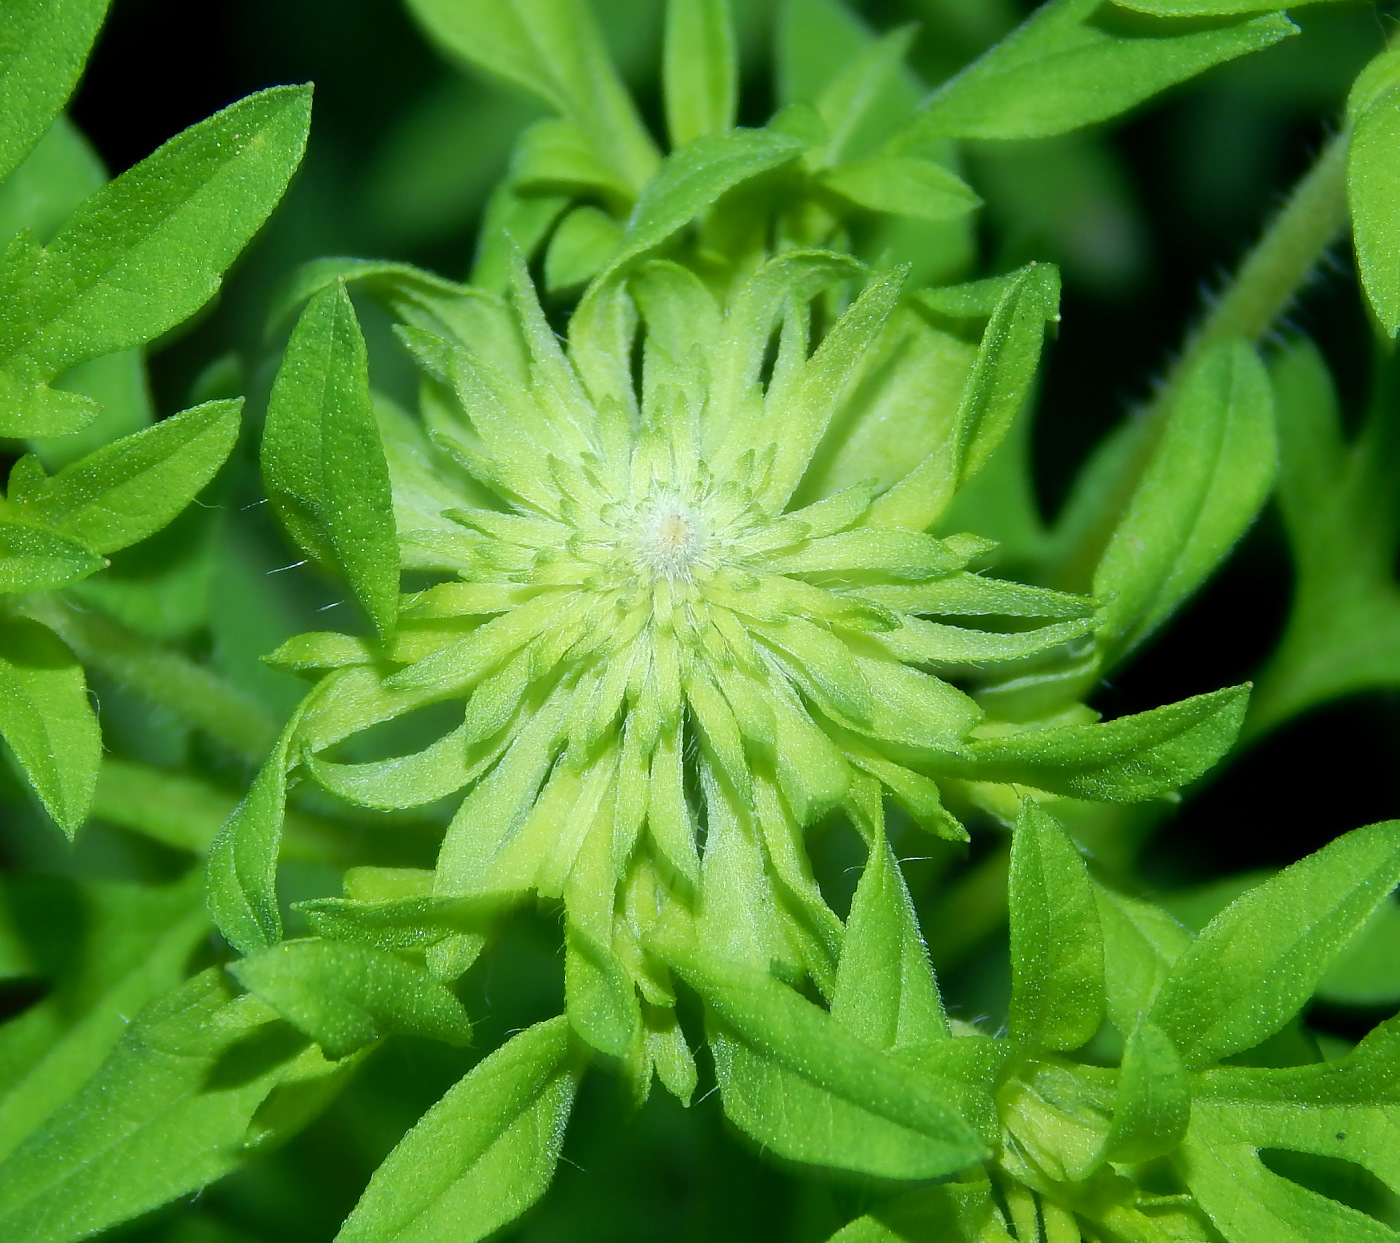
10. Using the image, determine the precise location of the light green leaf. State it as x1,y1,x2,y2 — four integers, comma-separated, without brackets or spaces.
1008,801,1104,1051
230,939,472,1059
0,85,312,385
953,684,1248,802
0,969,350,1243
544,204,622,292
206,703,309,955
1094,882,1190,1036
1094,339,1276,667
821,155,981,223
91,760,240,855
911,1,1296,142
0,0,109,184
335,1017,578,1243
305,722,478,811
1349,79,1400,337
811,23,921,167
0,115,105,246
1317,897,1400,1007
776,0,874,108
832,828,949,1051
664,0,737,149
1118,0,1344,13
1151,820,1400,1066
405,0,657,196
665,942,988,1173
13,399,238,554
0,615,98,837
0,520,103,592
870,262,1060,531
264,283,398,640
611,128,805,270
1103,1021,1189,1163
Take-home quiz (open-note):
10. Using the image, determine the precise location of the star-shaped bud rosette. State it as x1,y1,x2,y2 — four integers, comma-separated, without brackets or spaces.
218,249,1248,1063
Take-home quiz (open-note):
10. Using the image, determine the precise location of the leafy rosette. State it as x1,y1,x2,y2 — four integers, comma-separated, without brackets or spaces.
210,233,1248,1077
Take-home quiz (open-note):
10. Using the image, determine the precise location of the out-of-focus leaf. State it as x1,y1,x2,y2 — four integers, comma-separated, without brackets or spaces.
909,0,1296,142
231,939,472,1059
664,0,737,149
335,1017,578,1243
0,116,104,246
405,0,657,195
0,615,98,837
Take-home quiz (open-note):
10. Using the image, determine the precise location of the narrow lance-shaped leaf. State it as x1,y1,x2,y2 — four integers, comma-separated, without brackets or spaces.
1118,0,1346,13
664,0,737,149
831,823,948,1051
335,1017,578,1243
870,263,1060,532
0,85,312,387
230,939,472,1059
206,703,309,955
665,939,988,1173
1093,339,1276,669
0,0,109,184
264,283,399,641
906,0,1296,143
1007,800,1104,1051
951,684,1248,802
0,616,100,838
13,399,239,554
1150,819,1400,1066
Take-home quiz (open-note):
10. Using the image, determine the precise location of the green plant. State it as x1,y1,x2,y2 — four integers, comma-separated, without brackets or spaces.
1,1,1399,1241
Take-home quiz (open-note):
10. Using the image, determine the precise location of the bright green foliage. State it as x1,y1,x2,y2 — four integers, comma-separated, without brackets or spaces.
264,284,399,640
336,1018,578,1243
7,2,1400,1242
912,0,1297,141
0,0,108,185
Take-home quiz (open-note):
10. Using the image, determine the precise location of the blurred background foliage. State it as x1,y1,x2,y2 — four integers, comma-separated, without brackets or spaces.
1,1,1398,1239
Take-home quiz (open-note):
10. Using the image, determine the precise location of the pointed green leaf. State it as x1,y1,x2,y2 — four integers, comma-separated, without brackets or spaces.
0,616,98,837
821,155,980,224
1104,1021,1189,1163
612,128,805,270
13,399,238,554
264,283,398,640
0,521,103,593
1119,0,1345,13
954,684,1248,802
870,262,1060,531
335,1017,578,1243
1150,820,1400,1066
230,938,472,1059
1094,882,1190,1036
911,1,1296,142
665,942,988,1173
664,0,737,149
0,85,312,384
832,829,948,1051
1094,339,1276,667
0,0,109,184
1008,801,1104,1051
